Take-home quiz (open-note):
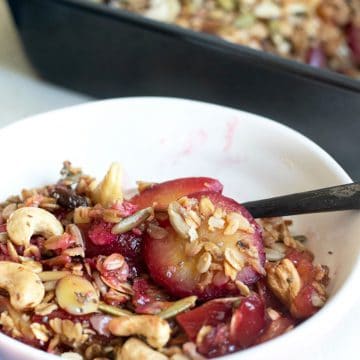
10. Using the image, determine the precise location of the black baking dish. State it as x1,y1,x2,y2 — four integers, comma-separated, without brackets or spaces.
6,0,360,179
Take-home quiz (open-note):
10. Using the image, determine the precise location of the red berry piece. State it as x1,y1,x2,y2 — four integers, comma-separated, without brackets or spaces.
229,294,266,348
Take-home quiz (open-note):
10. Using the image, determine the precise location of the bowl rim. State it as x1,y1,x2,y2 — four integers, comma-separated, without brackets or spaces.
0,96,358,360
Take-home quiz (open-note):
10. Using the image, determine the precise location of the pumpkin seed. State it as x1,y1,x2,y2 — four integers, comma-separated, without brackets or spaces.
158,296,197,319
98,302,133,317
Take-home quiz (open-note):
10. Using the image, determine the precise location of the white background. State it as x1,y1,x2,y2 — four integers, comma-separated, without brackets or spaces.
0,1,359,358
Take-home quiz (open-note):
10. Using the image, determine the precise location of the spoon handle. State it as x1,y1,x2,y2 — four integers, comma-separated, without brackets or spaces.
242,182,360,218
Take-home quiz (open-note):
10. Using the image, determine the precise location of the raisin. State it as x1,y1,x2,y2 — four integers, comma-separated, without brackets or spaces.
50,186,88,209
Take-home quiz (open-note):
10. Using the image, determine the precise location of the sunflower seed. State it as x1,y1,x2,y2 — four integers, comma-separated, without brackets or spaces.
112,207,153,234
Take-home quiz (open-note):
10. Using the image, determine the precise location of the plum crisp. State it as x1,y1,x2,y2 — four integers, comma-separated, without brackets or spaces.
0,162,329,359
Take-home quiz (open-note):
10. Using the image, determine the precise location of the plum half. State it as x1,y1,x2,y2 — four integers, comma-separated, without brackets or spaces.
144,192,265,300
130,177,223,210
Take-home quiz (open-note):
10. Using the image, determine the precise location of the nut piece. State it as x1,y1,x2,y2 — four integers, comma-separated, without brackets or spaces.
92,163,123,207
267,259,301,308
56,275,99,315
0,261,45,310
120,337,168,360
7,207,64,247
108,314,170,349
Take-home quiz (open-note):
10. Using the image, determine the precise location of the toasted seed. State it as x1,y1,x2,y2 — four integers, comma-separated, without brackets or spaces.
56,275,99,315
98,301,133,317
158,296,197,319
112,207,153,234
224,248,245,271
265,247,285,262
39,271,70,282
168,202,191,239
196,252,212,274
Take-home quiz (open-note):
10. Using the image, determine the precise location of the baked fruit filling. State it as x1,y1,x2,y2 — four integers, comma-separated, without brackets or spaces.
0,162,329,359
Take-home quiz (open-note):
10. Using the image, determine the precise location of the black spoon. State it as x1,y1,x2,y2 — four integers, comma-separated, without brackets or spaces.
242,182,360,218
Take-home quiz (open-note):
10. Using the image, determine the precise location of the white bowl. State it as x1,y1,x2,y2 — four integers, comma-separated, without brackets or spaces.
0,97,359,360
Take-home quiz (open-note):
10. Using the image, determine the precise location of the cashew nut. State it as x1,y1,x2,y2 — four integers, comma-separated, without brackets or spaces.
266,258,301,309
92,163,123,207
108,314,170,349
119,338,168,360
7,207,64,246
0,261,45,310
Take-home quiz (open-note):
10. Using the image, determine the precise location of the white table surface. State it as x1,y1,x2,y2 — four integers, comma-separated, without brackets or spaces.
0,2,359,359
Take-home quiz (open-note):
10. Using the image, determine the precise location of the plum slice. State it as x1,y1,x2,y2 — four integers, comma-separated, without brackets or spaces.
130,177,223,210
144,192,265,300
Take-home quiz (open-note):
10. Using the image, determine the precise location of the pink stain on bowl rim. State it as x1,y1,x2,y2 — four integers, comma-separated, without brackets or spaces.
224,119,239,152
179,129,208,156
